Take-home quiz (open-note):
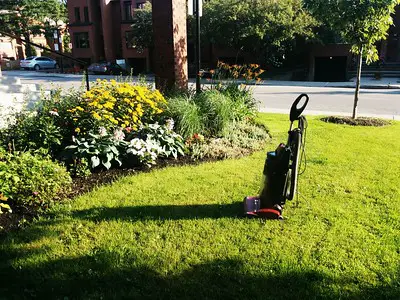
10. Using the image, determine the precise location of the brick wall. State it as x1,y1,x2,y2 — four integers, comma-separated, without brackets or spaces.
152,0,188,91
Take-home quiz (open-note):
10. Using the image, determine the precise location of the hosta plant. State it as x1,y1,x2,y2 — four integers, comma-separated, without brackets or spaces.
65,128,127,170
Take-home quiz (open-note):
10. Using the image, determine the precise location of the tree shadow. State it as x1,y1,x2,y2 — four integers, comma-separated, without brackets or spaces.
1,247,398,299
72,202,244,222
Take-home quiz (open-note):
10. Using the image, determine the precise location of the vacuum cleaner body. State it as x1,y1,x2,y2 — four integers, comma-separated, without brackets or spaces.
244,94,309,219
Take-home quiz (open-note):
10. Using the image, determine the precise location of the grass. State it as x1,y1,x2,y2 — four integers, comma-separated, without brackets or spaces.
1,114,399,299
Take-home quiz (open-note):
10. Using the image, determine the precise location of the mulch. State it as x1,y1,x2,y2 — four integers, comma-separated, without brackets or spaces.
321,116,392,127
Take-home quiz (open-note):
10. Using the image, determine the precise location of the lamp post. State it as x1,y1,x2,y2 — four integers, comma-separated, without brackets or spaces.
189,0,202,94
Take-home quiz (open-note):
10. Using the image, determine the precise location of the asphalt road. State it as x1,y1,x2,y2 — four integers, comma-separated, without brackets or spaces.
254,85,400,120
3,70,400,120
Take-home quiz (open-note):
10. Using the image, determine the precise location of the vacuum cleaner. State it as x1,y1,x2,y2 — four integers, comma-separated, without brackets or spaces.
244,93,309,219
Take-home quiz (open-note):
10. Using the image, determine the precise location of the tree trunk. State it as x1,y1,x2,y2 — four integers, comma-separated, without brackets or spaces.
24,33,33,57
352,46,363,119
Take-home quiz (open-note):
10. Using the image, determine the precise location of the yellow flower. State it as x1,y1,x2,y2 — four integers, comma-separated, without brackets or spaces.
75,128,81,133
92,112,102,120
103,102,114,109
76,106,84,112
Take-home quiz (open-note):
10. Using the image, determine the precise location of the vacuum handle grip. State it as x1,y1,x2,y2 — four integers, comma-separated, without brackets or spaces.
290,93,309,122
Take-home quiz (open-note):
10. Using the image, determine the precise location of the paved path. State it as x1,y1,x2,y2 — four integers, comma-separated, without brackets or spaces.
3,70,400,120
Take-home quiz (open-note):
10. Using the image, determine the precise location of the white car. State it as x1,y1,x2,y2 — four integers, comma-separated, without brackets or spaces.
20,56,58,71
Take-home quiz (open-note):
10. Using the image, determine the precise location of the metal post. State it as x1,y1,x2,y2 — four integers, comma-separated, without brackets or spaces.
85,67,90,91
195,0,201,94
59,29,64,73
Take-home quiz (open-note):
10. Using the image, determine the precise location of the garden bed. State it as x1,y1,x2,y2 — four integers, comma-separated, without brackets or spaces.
0,70,269,233
321,116,392,126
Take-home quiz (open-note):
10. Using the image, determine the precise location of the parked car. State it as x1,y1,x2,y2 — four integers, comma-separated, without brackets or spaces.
20,56,58,71
87,62,129,75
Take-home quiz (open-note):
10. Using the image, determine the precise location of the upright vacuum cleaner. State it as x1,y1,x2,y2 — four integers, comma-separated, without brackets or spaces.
244,94,309,219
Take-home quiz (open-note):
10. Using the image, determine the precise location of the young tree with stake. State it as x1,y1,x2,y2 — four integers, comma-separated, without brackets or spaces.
305,0,400,119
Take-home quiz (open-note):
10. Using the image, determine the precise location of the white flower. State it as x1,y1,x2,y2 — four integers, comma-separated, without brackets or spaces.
165,118,175,131
113,128,125,141
130,138,144,149
49,110,59,117
99,127,107,137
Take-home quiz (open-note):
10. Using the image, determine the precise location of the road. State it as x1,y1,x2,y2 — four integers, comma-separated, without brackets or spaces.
254,85,400,120
3,70,400,120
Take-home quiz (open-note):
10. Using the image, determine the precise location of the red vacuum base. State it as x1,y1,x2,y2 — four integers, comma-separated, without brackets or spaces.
243,196,283,219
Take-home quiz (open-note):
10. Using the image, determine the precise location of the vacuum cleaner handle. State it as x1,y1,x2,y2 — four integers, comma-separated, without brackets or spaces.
290,93,309,122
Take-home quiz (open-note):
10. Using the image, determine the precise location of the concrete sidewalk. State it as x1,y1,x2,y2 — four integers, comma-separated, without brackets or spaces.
258,77,400,89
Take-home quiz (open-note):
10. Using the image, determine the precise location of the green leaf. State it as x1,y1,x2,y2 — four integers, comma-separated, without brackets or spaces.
102,161,112,170
91,156,101,168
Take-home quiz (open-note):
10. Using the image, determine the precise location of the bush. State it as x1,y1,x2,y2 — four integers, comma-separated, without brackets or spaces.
65,129,127,171
72,79,167,133
195,91,233,136
166,89,258,139
0,89,83,156
66,121,186,172
188,121,270,159
0,151,72,208
134,121,186,159
166,96,204,139
218,83,258,119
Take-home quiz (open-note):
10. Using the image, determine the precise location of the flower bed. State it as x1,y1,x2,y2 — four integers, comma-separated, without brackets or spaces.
0,72,269,232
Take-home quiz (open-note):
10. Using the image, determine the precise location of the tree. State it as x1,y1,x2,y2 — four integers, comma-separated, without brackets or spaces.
0,0,67,57
305,0,400,119
130,1,153,53
201,0,317,67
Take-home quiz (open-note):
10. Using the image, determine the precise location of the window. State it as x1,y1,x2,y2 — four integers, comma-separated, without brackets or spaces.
84,7,89,22
136,2,145,9
74,7,81,22
125,31,135,48
74,32,90,49
123,1,133,21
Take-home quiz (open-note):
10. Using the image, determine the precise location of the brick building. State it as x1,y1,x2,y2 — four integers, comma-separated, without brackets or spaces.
67,0,149,73
68,1,400,80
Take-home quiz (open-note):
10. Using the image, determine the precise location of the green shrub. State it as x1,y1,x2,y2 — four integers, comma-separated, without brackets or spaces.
0,89,82,156
195,90,233,136
189,121,270,159
66,121,186,172
0,151,72,208
65,129,126,171
135,121,186,159
166,96,204,139
218,83,258,119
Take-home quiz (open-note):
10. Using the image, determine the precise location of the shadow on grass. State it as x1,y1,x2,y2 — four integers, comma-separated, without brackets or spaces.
0,245,399,300
71,202,244,222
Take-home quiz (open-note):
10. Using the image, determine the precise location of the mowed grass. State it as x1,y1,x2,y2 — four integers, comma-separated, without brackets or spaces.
0,114,399,300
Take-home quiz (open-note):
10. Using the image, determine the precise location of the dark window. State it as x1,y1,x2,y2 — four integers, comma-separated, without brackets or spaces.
74,7,81,22
74,32,90,49
84,7,89,22
125,31,135,48
123,1,133,21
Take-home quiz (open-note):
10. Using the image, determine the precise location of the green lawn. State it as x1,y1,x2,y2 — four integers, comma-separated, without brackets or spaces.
1,114,399,300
